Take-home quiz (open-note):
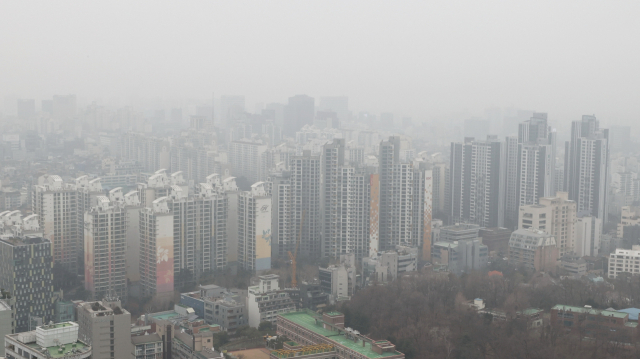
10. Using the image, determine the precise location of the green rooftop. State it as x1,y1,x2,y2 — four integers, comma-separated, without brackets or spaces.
152,311,181,320
27,341,90,358
552,305,630,319
280,311,400,358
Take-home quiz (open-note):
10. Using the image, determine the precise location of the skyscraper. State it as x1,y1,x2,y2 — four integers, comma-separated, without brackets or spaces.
564,115,609,221
448,136,505,228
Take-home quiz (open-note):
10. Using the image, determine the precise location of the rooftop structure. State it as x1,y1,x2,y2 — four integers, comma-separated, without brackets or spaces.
277,310,404,359
4,322,92,359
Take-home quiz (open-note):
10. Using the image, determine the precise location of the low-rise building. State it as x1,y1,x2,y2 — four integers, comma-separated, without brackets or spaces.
247,275,296,328
479,227,512,255
508,228,558,273
431,240,488,274
361,245,419,285
297,282,328,310
559,254,587,277
132,333,163,359
4,322,92,359
276,310,405,359
608,246,640,279
551,305,637,343
319,254,357,301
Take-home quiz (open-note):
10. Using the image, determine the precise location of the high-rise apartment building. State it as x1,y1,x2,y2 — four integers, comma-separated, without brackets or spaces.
575,216,601,257
84,196,127,302
76,299,132,359
564,115,609,222
518,192,576,257
269,170,294,260
448,136,505,228
322,139,371,259
290,151,322,257
32,175,80,273
140,197,174,304
237,182,272,271
0,236,53,332
431,162,447,217
228,139,268,184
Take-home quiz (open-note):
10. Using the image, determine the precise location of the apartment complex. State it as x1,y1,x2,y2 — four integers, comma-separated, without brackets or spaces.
608,247,640,279
228,139,268,184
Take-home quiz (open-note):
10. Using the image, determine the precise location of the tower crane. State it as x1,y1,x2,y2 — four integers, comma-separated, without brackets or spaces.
288,210,306,288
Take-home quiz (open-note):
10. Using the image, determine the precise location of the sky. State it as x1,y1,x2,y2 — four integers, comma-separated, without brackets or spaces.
1,1,639,127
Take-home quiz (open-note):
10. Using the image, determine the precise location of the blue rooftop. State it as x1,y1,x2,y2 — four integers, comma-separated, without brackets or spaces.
618,308,640,321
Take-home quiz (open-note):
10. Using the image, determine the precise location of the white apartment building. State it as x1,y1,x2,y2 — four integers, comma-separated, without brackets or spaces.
608,247,640,279
32,174,81,273
247,274,296,328
575,216,602,257
238,182,272,271
140,197,174,304
84,196,127,302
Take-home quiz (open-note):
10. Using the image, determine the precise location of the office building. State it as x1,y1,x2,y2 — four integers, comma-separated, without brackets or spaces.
76,300,132,359
508,228,558,272
140,197,174,304
448,136,505,228
4,322,92,359
290,151,322,257
608,247,640,279
0,236,53,332
84,196,127,302
431,239,487,273
319,254,357,302
559,254,587,277
32,175,80,274
564,115,609,223
247,274,296,327
322,139,371,259
518,192,577,257
276,311,405,359
237,182,272,271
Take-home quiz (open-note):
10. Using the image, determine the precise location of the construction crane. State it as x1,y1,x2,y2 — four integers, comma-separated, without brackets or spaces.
288,210,306,288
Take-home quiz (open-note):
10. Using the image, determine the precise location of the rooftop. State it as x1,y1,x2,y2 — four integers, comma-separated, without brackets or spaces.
280,311,401,358
552,305,630,319
132,333,162,345
7,334,90,359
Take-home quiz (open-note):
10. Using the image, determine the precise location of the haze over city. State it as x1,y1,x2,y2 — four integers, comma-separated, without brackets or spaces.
2,1,640,129
2,1,640,359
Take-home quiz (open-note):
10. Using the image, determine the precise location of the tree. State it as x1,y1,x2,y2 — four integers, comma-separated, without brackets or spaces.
258,321,273,332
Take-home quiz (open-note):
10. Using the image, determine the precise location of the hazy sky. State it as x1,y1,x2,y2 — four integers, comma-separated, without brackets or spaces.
1,1,639,126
